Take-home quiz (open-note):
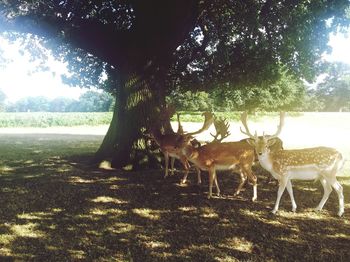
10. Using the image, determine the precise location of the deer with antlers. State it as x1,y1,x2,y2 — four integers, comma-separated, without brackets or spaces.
177,116,258,201
240,112,345,216
149,110,214,184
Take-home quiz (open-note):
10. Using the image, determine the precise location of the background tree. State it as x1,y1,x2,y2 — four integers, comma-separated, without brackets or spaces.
0,1,349,168
76,90,114,112
5,91,113,112
166,91,213,111
168,68,306,112
49,97,76,112
309,62,350,111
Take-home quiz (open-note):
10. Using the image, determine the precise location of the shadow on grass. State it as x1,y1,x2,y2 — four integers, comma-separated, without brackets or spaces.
0,134,349,261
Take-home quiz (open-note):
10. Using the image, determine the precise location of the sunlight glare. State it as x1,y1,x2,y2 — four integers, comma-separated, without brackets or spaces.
0,36,87,103
324,32,350,65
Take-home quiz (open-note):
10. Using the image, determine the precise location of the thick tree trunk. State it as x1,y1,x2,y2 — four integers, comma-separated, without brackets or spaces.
94,72,163,170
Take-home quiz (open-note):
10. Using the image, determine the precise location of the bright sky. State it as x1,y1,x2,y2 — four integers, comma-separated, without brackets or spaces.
0,36,88,103
323,32,350,63
0,31,349,103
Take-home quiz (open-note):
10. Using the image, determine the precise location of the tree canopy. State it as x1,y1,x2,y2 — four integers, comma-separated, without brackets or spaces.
1,0,349,167
1,1,349,89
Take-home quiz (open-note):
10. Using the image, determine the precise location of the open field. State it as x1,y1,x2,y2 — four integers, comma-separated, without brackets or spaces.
0,113,350,261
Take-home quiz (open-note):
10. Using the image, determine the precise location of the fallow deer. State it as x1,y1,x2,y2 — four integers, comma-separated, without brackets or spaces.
180,116,231,185
240,112,345,216
150,111,214,184
178,117,257,201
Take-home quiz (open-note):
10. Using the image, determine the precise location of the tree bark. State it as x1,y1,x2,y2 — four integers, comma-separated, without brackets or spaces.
94,70,163,170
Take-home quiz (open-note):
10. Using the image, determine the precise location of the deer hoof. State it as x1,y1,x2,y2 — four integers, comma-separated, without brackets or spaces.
314,206,322,212
338,210,344,217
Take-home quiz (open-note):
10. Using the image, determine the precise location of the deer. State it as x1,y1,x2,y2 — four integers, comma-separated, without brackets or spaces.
180,116,231,185
177,116,257,201
240,112,345,217
240,134,284,185
149,110,214,184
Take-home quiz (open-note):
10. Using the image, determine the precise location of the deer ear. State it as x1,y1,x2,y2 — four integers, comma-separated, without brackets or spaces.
267,138,277,147
246,138,256,147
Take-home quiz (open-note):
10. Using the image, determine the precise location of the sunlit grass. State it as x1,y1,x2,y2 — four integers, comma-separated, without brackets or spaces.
91,196,128,204
219,237,254,253
132,208,162,220
11,223,45,238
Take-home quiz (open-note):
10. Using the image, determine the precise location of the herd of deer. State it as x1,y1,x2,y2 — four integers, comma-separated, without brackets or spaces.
148,111,345,217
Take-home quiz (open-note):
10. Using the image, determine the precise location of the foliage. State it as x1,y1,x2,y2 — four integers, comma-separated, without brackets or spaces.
0,112,112,127
1,1,349,100
168,69,306,112
169,1,350,92
306,62,350,111
166,91,213,111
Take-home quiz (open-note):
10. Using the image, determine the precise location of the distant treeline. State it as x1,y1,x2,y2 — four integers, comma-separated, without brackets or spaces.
1,90,114,112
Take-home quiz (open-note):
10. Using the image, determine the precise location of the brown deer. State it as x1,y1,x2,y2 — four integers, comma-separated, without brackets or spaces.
178,116,257,201
240,112,345,216
180,116,231,185
150,111,214,184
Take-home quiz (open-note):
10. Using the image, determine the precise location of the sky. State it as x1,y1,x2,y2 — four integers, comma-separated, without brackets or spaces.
0,37,88,103
0,31,350,103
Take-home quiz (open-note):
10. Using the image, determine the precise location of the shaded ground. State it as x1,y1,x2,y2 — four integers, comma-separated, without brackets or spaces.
0,132,349,261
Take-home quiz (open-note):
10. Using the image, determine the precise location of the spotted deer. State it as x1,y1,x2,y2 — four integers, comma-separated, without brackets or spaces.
178,116,257,201
240,112,345,216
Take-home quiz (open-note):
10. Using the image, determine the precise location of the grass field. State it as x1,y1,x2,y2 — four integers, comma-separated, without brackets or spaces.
0,113,349,261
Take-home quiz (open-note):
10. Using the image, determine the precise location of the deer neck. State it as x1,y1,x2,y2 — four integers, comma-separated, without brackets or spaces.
258,151,274,172
258,151,283,180
183,145,199,162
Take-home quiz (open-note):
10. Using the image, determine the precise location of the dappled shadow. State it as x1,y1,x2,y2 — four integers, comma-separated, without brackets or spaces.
0,133,350,261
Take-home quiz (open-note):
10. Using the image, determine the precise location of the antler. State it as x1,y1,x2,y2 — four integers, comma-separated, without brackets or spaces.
240,111,256,139
210,117,231,142
176,113,184,135
269,112,285,139
186,111,214,136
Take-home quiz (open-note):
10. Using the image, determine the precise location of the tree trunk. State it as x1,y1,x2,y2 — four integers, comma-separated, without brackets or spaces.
94,71,163,170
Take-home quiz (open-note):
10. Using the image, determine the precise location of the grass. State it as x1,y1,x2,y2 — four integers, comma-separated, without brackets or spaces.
0,112,113,127
0,113,350,261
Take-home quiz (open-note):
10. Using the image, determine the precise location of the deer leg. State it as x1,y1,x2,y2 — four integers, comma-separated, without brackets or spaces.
196,167,202,185
286,180,297,212
272,177,287,214
234,171,247,197
207,168,216,199
180,158,190,184
170,157,176,176
246,169,257,202
315,178,332,212
164,152,169,178
214,172,220,196
329,179,344,217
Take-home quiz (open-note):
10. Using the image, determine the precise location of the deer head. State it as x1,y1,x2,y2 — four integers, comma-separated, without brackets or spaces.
240,111,285,156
